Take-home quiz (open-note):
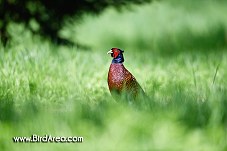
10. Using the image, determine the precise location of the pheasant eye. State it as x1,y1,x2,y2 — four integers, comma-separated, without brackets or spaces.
113,51,119,58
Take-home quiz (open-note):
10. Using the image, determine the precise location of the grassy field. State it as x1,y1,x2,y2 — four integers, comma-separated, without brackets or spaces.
0,0,227,150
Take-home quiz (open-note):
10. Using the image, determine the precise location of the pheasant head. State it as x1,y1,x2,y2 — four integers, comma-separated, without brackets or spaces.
107,48,124,63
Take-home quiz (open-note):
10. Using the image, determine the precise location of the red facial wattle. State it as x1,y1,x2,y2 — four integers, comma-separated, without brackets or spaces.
113,51,119,58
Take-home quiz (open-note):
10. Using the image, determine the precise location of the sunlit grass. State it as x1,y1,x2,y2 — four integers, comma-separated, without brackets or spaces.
1,44,226,150
64,0,227,52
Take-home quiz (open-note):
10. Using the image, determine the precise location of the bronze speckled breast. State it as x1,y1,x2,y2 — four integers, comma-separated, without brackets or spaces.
107,63,143,99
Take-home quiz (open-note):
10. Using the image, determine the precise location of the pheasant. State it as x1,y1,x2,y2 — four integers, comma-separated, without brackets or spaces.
107,48,147,104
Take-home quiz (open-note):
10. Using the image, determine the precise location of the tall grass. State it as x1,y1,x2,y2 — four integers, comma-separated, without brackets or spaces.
1,0,227,150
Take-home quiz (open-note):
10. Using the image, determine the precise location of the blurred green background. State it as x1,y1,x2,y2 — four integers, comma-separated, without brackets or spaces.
0,0,227,150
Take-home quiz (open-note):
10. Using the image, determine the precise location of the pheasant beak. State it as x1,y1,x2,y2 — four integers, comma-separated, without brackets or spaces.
107,50,113,54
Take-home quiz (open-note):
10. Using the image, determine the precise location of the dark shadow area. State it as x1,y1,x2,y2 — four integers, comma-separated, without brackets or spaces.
0,0,152,46
158,25,226,55
0,94,17,123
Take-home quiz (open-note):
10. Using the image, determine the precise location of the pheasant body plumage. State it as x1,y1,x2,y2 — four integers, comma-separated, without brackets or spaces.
107,48,146,102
